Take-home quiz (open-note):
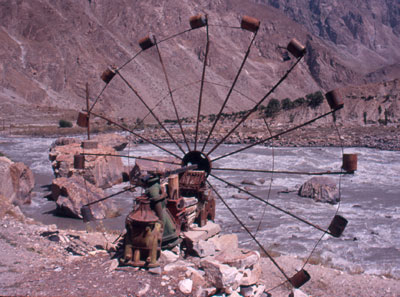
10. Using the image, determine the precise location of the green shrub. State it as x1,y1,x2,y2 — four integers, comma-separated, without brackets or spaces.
282,98,293,110
293,97,306,108
0,151,5,157
265,99,281,117
208,114,216,122
59,119,73,128
306,91,324,108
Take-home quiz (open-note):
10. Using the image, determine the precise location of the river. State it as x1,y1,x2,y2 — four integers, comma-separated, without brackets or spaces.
0,134,399,278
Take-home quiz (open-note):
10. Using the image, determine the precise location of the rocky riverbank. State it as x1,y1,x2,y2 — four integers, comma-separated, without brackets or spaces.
3,121,399,152
1,212,399,296
1,134,400,296
126,122,400,152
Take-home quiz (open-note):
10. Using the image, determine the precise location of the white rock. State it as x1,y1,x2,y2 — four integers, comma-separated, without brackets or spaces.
240,263,262,286
162,275,170,281
160,249,179,263
107,259,119,272
138,284,150,296
148,266,162,275
290,288,310,297
178,279,193,294
183,221,221,243
209,234,239,252
187,266,206,277
228,290,242,297
253,285,266,297
193,239,216,258
164,260,194,272
216,250,260,270
201,259,241,290
172,245,181,254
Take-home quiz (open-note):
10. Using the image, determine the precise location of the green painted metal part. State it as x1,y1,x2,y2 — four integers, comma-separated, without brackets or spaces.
146,178,181,249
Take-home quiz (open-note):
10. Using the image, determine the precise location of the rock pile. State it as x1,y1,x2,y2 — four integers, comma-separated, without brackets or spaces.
157,222,267,296
49,137,126,219
49,138,125,189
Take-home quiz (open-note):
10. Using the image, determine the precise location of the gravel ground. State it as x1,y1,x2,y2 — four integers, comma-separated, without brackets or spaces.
1,214,399,297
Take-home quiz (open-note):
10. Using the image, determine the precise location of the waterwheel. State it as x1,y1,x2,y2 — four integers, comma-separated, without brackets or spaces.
76,13,354,294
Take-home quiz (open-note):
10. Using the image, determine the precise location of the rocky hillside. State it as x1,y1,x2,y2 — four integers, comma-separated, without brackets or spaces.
253,0,400,81
0,0,399,127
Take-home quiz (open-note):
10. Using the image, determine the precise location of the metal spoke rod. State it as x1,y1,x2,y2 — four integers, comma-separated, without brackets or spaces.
204,80,258,104
117,49,143,72
212,109,335,163
155,41,191,152
87,110,181,159
119,28,193,71
81,153,181,165
194,23,210,150
84,186,136,207
88,84,108,113
207,57,303,156
115,70,186,154
210,173,328,234
201,31,258,153
157,28,193,44
207,181,292,284
213,167,351,176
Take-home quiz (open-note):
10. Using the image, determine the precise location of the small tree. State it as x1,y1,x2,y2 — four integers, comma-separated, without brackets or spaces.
307,91,324,108
282,98,293,110
265,99,281,117
293,97,306,108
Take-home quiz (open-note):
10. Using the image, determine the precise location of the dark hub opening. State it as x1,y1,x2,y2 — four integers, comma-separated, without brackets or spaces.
182,151,212,177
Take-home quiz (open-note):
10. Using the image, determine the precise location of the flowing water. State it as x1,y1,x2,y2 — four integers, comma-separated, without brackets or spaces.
1,135,399,278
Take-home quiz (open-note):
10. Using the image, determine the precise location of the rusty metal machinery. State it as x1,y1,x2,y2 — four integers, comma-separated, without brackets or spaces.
122,196,163,268
75,14,358,293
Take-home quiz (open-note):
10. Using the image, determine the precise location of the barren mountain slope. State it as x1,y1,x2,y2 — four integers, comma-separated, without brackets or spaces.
0,0,398,126
254,0,400,78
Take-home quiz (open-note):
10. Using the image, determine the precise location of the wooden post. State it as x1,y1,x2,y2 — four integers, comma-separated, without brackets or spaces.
168,174,179,200
86,82,90,140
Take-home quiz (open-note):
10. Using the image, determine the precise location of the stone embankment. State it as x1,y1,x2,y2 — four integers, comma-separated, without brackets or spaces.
48,136,128,219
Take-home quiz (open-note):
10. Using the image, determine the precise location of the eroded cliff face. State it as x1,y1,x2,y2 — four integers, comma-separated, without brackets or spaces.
254,0,400,78
0,0,399,126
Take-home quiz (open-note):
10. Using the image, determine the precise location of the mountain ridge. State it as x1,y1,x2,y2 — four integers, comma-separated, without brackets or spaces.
0,0,398,127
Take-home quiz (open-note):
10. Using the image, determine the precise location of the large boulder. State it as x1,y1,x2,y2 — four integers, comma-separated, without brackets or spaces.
0,156,34,205
49,142,124,189
200,259,241,292
0,194,24,220
215,249,262,287
51,176,119,219
298,177,339,204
